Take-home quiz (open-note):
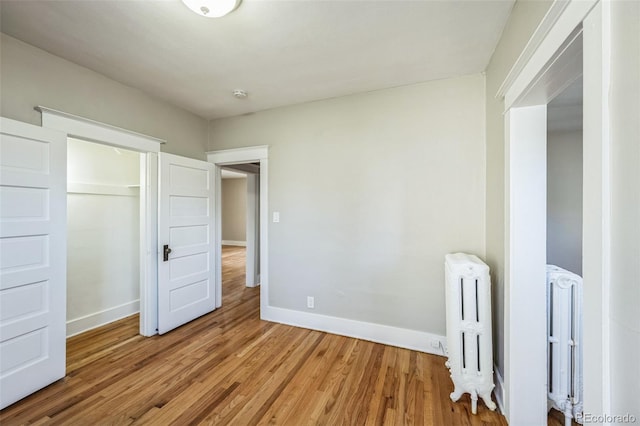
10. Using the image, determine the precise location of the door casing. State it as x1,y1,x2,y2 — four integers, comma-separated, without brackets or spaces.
36,106,162,336
495,0,611,421
207,147,269,314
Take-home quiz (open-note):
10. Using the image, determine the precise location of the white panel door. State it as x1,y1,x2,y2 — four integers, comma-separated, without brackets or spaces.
158,153,215,334
0,117,66,409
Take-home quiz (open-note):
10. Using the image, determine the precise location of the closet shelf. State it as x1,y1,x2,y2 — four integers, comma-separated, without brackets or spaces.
67,182,140,197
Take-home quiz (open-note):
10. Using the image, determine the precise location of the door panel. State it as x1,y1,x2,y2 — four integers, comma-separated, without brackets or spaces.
0,117,66,409
158,153,215,334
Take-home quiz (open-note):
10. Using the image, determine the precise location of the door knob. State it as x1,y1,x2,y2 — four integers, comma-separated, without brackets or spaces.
163,244,172,262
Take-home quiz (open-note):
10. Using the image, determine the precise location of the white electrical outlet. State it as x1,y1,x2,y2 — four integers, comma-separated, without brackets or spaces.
307,296,314,309
273,211,280,222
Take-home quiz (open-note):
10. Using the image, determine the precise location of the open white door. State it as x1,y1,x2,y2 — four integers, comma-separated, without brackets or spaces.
158,153,215,334
0,117,66,409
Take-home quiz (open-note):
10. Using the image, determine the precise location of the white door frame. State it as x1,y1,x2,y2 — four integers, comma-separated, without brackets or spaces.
504,105,548,424
496,0,610,422
36,106,163,337
245,172,260,287
207,146,269,312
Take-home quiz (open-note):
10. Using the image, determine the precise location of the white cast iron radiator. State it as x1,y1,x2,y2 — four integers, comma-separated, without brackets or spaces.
444,253,496,414
547,265,583,426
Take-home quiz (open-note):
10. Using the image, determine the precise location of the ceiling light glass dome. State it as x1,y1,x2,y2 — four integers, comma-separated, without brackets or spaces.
181,0,241,18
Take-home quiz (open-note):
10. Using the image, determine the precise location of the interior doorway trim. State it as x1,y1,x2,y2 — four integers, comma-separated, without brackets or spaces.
504,105,548,424
35,106,165,152
207,146,269,314
497,0,611,422
497,1,597,109
36,106,163,337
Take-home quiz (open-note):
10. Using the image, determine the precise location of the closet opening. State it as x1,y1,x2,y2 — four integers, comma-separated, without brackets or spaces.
66,138,141,337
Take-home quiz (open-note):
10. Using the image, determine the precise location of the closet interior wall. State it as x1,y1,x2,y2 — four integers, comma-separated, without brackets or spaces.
66,138,140,336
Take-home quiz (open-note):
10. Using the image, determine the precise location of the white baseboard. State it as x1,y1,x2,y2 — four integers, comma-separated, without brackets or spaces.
66,300,139,337
222,240,247,247
261,305,446,356
494,363,506,415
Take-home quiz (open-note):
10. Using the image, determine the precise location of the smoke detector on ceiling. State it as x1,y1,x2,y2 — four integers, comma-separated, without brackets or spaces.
233,89,248,99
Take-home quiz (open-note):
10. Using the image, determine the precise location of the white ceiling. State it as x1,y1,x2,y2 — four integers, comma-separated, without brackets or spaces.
0,0,515,120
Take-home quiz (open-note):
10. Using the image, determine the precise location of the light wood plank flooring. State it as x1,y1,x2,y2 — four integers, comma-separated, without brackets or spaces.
548,408,580,426
1,246,508,425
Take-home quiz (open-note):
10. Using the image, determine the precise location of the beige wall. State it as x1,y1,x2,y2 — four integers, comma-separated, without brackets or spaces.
547,129,583,276
0,34,208,160
209,74,486,335
484,0,553,378
222,178,247,243
609,0,640,419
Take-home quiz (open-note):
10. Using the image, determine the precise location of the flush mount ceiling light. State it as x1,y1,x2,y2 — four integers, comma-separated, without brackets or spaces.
181,0,241,18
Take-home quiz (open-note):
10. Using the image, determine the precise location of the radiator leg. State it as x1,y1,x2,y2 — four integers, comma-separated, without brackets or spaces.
479,390,497,411
471,390,478,415
564,400,573,426
450,385,464,402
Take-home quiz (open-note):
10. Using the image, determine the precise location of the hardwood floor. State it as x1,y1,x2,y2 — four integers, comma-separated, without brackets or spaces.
1,246,508,425
548,408,580,426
